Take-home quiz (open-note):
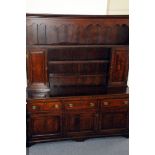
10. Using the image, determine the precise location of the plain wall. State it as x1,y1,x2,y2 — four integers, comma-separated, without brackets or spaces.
26,0,108,14
107,0,129,14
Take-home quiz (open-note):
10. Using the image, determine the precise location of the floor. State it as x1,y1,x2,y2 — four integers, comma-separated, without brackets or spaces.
27,137,129,155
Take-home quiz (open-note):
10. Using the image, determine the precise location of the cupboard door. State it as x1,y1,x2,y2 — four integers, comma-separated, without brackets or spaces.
26,49,50,98
65,112,97,136
30,114,62,138
99,108,128,134
108,47,128,88
27,50,48,86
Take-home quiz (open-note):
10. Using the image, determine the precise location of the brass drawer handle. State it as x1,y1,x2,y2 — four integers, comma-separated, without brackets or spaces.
54,104,59,109
124,101,128,105
90,102,95,107
104,102,109,105
32,105,36,110
44,102,47,104
68,103,73,108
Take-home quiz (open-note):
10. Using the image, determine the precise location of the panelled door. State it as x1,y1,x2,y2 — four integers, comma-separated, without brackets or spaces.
99,98,129,135
64,99,98,136
108,47,129,91
29,113,62,138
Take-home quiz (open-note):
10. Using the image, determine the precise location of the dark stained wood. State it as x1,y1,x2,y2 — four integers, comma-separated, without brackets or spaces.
108,47,129,86
26,13,129,96
47,47,111,61
26,48,50,98
48,61,109,75
27,15,128,45
65,112,97,136
29,113,62,138
27,51,47,84
27,94,128,145
63,98,98,136
100,99,129,109
63,99,97,111
27,44,128,48
27,101,62,113
26,14,129,18
49,74,106,86
27,93,129,102
99,98,128,134
26,14,129,146
45,46,110,96
107,47,129,93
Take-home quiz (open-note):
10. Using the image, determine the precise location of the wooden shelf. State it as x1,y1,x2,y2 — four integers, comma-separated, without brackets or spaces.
49,73,105,77
27,44,129,48
48,60,109,64
49,74,106,86
49,85,107,97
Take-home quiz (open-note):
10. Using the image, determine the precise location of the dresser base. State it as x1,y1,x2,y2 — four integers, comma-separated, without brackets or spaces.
27,132,129,147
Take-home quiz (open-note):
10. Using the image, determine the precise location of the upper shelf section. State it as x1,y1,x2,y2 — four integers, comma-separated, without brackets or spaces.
26,14,129,45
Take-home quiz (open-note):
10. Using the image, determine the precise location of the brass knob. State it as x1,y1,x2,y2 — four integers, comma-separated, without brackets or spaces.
104,102,109,105
69,103,73,107
32,105,36,110
54,104,59,109
90,102,95,107
124,101,128,105
44,102,47,104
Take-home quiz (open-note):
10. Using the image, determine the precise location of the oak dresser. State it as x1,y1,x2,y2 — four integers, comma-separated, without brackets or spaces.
26,14,129,146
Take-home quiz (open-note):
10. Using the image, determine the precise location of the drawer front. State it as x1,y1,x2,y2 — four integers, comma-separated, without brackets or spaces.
27,101,62,113
100,99,129,109
64,99,97,111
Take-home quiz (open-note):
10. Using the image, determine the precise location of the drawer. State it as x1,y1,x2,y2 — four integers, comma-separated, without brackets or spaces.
100,99,129,109
64,99,97,111
27,101,62,113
